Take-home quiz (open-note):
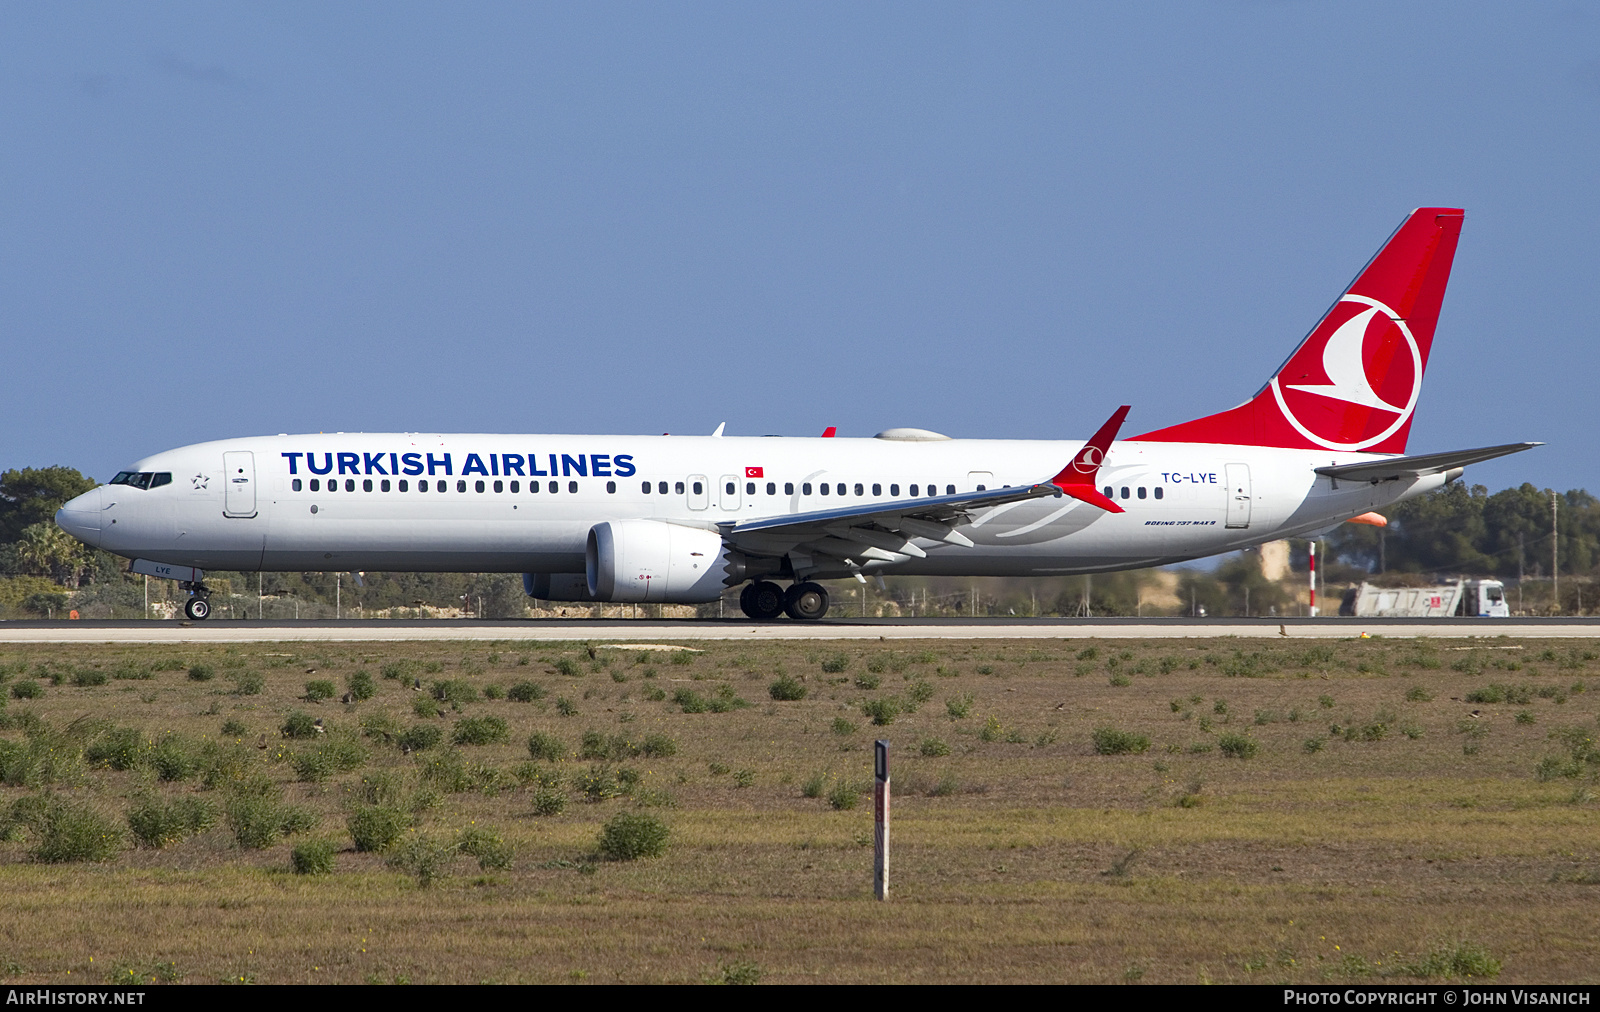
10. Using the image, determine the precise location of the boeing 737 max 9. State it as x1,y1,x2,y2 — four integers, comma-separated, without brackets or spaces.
56,208,1537,620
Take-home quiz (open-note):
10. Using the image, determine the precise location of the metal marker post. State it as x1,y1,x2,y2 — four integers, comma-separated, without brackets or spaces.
1308,541,1317,617
874,740,890,901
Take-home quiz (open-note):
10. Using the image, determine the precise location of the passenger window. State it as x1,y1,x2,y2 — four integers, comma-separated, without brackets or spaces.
606,481,616,493
292,479,302,492
568,481,578,493
820,484,829,496
493,480,503,493
399,480,409,492
910,484,918,497
437,480,447,492
549,481,559,493
381,479,391,492
976,485,986,491
475,480,485,493
458,480,468,493
346,479,356,492
945,485,955,495
802,483,812,495
416,481,426,493
676,481,685,494
871,484,881,496
528,481,538,493
1103,486,1112,498
890,484,899,496
784,482,794,495
641,481,651,494
692,481,702,495
1154,487,1163,499
659,481,669,495
767,482,776,495
838,484,846,496
725,482,735,496
1137,487,1146,499
746,482,755,495
364,479,374,492
854,483,864,496
1120,487,1129,499
509,481,519,493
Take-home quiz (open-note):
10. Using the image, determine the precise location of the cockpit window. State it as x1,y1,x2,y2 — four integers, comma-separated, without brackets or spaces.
109,471,171,490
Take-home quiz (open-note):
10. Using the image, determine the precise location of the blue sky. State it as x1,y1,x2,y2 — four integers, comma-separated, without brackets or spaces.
3,3,1596,494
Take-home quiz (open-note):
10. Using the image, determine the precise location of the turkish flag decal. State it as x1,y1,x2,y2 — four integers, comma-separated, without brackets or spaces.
745,466,764,478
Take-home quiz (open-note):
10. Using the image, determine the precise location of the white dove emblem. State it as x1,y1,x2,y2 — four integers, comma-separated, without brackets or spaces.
1286,304,1404,412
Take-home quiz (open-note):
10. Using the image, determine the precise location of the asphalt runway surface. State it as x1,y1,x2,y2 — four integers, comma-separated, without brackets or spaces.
3,617,1600,643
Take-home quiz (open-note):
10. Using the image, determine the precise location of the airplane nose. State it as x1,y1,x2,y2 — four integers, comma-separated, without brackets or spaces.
55,488,103,549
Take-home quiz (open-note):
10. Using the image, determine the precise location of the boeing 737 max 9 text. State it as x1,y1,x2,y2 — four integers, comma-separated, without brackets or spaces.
56,208,1537,620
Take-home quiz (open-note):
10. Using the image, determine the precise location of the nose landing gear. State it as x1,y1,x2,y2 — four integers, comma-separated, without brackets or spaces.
180,580,212,621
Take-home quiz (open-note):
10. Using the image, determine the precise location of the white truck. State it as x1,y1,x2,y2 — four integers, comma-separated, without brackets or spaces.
1339,579,1510,618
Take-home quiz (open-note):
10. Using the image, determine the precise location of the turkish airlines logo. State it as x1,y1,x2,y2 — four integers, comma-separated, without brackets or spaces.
1269,294,1423,451
1071,446,1104,474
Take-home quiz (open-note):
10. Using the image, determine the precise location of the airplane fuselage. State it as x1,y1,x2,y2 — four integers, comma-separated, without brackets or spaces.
59,431,1447,578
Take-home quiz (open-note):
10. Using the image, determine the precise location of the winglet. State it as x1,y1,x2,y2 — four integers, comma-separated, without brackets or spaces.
1049,405,1131,513
821,426,836,438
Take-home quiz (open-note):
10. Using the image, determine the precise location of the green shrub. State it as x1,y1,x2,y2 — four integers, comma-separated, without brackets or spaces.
854,673,881,690
381,661,415,681
907,680,936,705
827,781,860,810
598,812,669,861
769,674,807,701
150,736,199,781
527,732,565,761
831,717,857,736
555,696,579,716
71,669,108,687
399,724,443,752
820,654,849,674
346,671,376,701
920,737,951,757
126,796,218,849
483,683,505,699
457,826,514,870
531,787,567,816
187,664,215,682
221,719,247,737
553,657,581,677
801,772,825,798
452,716,509,746
412,696,442,718
1218,733,1259,759
27,798,122,863
946,693,974,720
1400,940,1502,980
978,716,1005,743
291,839,337,875
506,681,546,702
225,790,316,850
862,699,900,726
1109,673,1132,687
304,678,336,704
230,672,265,696
11,680,42,700
348,805,409,853
86,727,146,771
281,712,319,739
641,733,677,757
431,680,478,708
387,833,457,887
1405,686,1434,702
111,662,153,681
1092,727,1151,755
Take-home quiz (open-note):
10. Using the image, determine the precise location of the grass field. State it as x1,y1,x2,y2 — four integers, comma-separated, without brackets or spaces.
1,634,1598,984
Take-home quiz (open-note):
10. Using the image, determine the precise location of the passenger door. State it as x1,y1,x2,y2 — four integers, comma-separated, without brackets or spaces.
687,474,709,511
719,474,741,512
223,451,257,518
1224,463,1251,529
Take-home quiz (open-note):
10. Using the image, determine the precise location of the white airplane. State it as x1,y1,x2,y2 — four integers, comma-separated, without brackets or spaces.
56,207,1535,621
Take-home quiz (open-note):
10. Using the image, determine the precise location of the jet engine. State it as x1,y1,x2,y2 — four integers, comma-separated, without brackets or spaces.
585,520,731,603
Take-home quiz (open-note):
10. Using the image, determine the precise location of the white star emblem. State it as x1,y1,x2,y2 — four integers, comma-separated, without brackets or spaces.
192,474,210,490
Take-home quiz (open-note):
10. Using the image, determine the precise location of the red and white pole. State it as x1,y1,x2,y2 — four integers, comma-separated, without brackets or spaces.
1308,541,1318,617
874,740,890,901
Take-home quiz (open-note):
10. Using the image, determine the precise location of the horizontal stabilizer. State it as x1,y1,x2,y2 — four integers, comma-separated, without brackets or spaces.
1314,442,1540,483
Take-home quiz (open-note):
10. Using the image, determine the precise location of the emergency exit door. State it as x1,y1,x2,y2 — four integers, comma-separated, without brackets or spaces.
1224,463,1251,529
223,451,257,517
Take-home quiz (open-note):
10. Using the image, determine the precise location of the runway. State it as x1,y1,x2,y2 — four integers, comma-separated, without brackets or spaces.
3,616,1599,644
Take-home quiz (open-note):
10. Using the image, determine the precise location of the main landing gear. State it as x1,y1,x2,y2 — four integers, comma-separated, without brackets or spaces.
739,581,829,621
180,581,212,621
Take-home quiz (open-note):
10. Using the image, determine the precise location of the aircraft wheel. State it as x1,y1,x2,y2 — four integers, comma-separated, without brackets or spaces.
741,581,785,620
184,597,211,621
784,582,829,621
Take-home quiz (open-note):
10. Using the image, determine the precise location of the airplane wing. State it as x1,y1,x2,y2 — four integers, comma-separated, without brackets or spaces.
720,406,1132,570
1313,442,1541,483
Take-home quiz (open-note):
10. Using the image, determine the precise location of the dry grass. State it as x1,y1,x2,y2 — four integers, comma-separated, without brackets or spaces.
1,635,1598,983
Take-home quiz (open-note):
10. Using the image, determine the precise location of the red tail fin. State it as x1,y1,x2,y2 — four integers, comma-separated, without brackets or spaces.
1131,208,1464,453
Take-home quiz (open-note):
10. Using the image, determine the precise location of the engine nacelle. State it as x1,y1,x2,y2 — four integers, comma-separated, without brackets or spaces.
523,573,600,602
586,520,729,603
